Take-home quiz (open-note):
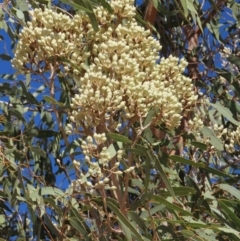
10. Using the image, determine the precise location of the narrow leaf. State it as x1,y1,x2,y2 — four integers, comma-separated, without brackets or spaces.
160,187,196,197
219,184,240,200
98,0,113,13
151,151,175,199
106,198,143,241
78,0,99,32
39,187,64,197
17,166,26,197
201,126,224,151
157,225,180,240
37,130,58,138
44,213,61,238
227,55,240,66
169,155,205,168
219,200,240,229
69,217,88,237
191,141,208,150
43,96,64,107
30,146,46,158
0,54,11,61
151,195,192,216
210,102,240,126
59,0,93,12
107,133,132,144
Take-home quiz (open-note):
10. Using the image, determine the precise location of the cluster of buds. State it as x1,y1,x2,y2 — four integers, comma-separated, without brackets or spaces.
12,0,198,133
213,124,238,153
11,8,91,75
69,5,197,131
71,133,119,194
188,116,204,131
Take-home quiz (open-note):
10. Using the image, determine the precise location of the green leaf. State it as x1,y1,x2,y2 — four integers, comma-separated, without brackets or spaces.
151,151,175,199
36,130,58,138
157,225,180,240
39,187,64,197
17,166,26,198
106,198,144,241
227,55,240,66
210,102,240,126
207,18,220,43
0,131,10,136
25,128,38,137
59,0,93,13
191,141,208,150
126,144,148,156
201,126,224,151
151,196,192,216
169,155,205,168
215,68,235,83
0,215,5,225
185,176,201,196
58,57,84,74
219,200,240,229
27,0,38,8
16,9,24,19
9,109,26,124
44,213,61,238
119,219,132,241
182,216,221,228
18,81,39,105
129,212,147,233
43,96,64,107
0,54,11,61
16,0,29,11
140,204,165,219
160,187,196,197
217,227,240,237
44,197,62,215
69,217,88,237
30,146,46,158
127,187,140,195
70,205,90,232
204,166,235,179
154,2,179,16
98,0,113,13
219,184,240,200
80,0,99,32
107,133,132,144
144,152,151,190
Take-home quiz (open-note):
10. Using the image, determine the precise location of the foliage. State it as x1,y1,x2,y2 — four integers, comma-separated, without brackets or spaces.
0,0,239,240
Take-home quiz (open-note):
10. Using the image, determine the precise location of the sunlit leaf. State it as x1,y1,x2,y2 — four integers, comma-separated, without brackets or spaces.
219,184,240,200
30,146,46,158
210,102,240,126
151,151,175,199
191,141,208,150
44,213,61,238
106,198,144,241
151,196,192,216
107,133,132,144
169,155,205,168
201,126,224,151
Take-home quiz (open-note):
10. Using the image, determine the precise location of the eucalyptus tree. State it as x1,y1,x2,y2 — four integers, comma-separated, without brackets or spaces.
0,0,239,240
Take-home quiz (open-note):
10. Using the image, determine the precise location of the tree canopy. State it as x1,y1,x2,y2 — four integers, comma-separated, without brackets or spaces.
0,0,240,240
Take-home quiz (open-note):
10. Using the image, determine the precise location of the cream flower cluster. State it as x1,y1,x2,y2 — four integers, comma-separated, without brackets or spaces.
12,8,92,73
70,19,197,130
213,124,240,153
12,0,197,131
212,124,237,153
70,133,121,194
